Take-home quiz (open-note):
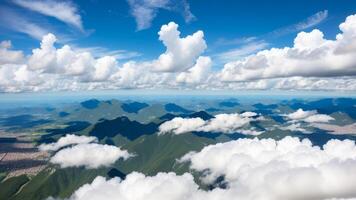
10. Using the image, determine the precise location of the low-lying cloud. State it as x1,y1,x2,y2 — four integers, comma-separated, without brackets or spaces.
159,112,263,135
180,136,356,199
56,137,356,200
50,143,132,168
285,108,334,123
39,134,97,151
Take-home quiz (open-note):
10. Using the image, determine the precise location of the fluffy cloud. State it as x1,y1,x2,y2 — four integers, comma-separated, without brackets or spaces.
0,21,213,92
60,137,356,200
50,143,132,168
286,108,334,123
180,136,356,199
3,15,356,92
159,112,262,135
127,0,195,30
28,33,118,81
158,117,206,135
176,56,212,84
13,0,83,31
219,14,356,81
67,172,198,200
0,41,24,65
152,22,207,72
38,134,97,151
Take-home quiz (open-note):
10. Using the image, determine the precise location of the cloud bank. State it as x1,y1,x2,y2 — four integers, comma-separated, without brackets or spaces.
219,14,356,81
59,137,356,200
286,108,334,123
180,136,356,199
38,134,97,151
50,143,132,168
2,14,356,92
159,112,263,135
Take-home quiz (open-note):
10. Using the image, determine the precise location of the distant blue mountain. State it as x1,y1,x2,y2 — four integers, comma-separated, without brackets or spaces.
164,103,192,114
219,101,240,107
121,102,149,113
289,98,356,119
58,112,70,117
205,107,221,112
80,99,100,109
159,111,213,121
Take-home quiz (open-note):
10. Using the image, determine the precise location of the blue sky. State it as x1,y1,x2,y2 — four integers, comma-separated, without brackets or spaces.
0,0,356,93
1,0,355,59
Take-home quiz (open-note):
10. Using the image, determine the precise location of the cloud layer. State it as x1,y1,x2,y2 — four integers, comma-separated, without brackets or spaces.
219,14,356,81
61,137,356,200
50,143,132,168
159,112,263,135
286,108,334,123
38,134,97,151
1,14,356,92
180,136,356,199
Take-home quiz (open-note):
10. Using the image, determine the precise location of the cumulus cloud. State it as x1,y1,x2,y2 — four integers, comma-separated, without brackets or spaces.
152,22,207,72
50,143,132,168
176,56,212,84
286,108,334,123
66,172,198,200
13,0,84,31
180,136,356,199
0,41,24,65
158,117,206,135
219,14,356,81
2,15,356,92
127,0,195,31
0,21,213,92
159,112,262,135
27,33,118,81
38,134,97,151
59,137,356,200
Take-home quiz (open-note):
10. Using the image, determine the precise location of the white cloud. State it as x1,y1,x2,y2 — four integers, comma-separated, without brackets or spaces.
271,10,328,37
38,134,98,151
176,56,212,84
62,172,199,200
158,117,206,135
2,16,356,92
61,137,356,200
13,0,83,31
152,22,207,72
159,112,262,135
0,7,50,40
50,143,132,168
0,41,24,65
127,0,195,31
199,113,256,134
287,108,316,120
219,14,356,81
180,136,356,200
286,108,334,123
27,33,118,81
